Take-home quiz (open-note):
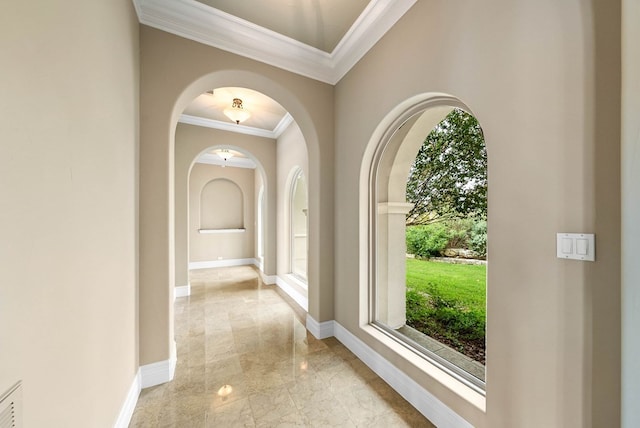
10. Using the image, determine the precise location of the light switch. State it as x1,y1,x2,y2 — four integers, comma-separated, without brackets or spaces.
556,233,595,261
576,239,588,255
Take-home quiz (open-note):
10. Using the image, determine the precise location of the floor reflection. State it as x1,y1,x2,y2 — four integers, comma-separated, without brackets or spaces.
129,266,434,427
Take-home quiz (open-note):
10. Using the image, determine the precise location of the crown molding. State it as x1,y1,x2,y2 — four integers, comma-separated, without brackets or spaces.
179,113,293,139
273,113,294,138
332,0,417,81
179,114,271,138
196,153,256,169
133,0,416,84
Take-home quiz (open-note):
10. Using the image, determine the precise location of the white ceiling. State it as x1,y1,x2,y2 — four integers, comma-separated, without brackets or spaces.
133,0,417,84
181,87,292,139
194,0,369,53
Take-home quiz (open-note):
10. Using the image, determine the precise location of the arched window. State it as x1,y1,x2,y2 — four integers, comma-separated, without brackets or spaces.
257,186,265,261
370,102,487,391
289,168,308,280
200,178,244,230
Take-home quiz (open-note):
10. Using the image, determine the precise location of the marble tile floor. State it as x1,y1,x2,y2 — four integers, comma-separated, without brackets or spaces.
129,266,435,427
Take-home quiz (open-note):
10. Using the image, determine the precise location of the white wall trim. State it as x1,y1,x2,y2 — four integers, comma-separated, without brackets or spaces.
272,113,294,138
306,315,335,339
333,322,474,428
331,0,416,82
113,370,141,428
132,0,416,84
198,228,246,234
181,113,294,140
189,258,256,270
180,114,276,140
140,357,177,389
195,152,257,169
275,276,309,311
284,273,308,291
175,283,191,299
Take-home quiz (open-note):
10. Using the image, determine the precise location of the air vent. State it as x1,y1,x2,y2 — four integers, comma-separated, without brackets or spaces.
0,382,22,428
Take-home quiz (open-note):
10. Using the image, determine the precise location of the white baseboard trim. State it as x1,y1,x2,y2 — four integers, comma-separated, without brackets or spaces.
333,322,473,428
175,283,191,299
189,258,256,270
114,370,141,428
276,276,308,311
262,273,278,284
252,259,277,284
306,315,335,339
253,257,264,271
140,356,177,389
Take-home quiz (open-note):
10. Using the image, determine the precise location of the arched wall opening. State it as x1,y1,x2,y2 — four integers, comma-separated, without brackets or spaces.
175,137,269,293
171,73,326,310
137,65,334,371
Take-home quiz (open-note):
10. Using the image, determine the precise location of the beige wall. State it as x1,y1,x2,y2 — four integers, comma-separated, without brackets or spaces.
334,0,620,426
189,163,255,262
276,122,309,279
622,0,640,425
141,26,334,365
174,123,277,288
0,0,139,426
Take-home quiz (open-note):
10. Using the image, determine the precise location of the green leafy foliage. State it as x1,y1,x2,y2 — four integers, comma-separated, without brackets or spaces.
444,217,474,248
469,218,487,257
406,224,449,258
406,108,487,225
405,217,486,258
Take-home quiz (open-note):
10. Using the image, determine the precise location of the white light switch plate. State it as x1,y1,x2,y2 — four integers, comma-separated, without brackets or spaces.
556,233,595,261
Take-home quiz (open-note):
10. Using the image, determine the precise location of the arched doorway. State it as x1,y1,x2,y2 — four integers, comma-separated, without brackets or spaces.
138,66,334,378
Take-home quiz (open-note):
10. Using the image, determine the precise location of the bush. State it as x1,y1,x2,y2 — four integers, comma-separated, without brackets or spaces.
406,284,486,355
444,217,474,248
406,224,449,258
469,218,487,257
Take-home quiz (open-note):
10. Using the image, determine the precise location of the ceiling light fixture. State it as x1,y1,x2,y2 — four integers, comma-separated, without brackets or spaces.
217,149,234,161
223,98,250,124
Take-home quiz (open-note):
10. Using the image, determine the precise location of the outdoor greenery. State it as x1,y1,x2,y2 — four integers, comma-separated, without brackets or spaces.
403,107,487,365
406,108,487,225
405,258,486,363
405,216,487,259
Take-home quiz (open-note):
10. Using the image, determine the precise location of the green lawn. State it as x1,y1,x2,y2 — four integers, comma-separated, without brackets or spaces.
406,258,486,311
405,258,486,363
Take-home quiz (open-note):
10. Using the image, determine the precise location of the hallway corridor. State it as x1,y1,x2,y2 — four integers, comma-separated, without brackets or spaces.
129,266,434,427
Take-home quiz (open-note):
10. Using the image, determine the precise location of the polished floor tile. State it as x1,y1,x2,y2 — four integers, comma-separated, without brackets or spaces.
129,266,435,427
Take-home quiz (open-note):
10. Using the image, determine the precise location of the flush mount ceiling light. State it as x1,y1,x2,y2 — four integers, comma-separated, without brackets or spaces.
223,98,250,124
217,149,234,161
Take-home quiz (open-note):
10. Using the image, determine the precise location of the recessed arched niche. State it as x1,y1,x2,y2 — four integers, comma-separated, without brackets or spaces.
199,178,244,231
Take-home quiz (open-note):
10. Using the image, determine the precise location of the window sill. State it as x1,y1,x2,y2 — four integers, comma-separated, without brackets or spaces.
198,228,245,234
360,323,486,413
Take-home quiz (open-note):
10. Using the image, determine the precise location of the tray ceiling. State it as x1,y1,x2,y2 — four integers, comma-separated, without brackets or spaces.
133,0,417,84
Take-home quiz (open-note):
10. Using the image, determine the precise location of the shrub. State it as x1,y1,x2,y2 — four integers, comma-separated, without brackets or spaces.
406,224,449,258
469,218,487,257
444,217,474,248
406,283,486,355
